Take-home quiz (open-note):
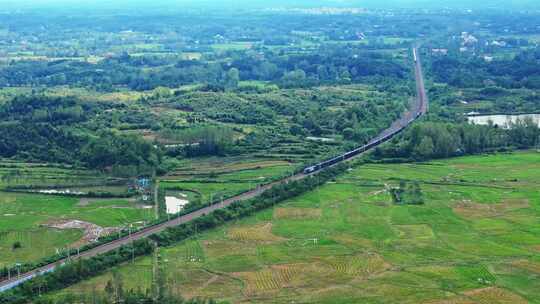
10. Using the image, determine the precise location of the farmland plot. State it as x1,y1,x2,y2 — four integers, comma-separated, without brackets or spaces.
54,152,540,303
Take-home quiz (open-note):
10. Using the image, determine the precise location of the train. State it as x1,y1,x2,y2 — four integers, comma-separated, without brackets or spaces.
0,266,57,293
302,117,413,174
303,49,425,175
303,112,422,175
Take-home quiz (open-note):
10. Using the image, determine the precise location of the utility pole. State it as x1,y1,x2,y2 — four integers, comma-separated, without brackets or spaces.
151,242,160,302
153,169,160,220
16,263,20,279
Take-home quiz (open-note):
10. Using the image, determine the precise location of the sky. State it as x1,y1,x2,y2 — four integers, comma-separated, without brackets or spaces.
0,0,539,11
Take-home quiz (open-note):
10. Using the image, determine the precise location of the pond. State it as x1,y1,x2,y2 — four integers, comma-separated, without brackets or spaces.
165,195,189,214
25,185,130,196
33,189,85,195
467,113,540,128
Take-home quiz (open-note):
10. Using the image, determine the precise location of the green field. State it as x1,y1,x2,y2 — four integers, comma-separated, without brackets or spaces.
168,157,294,181
0,192,155,266
211,42,254,51
161,158,295,210
161,181,253,205
0,157,293,277
54,151,540,303
0,161,113,189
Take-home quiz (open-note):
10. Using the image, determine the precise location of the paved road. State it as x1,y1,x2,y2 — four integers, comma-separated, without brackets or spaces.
0,47,428,293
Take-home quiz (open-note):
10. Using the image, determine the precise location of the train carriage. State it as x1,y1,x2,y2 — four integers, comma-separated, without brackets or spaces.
302,47,426,176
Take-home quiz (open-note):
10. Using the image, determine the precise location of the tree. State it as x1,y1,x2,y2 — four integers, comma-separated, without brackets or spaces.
414,136,434,159
224,68,240,90
280,69,306,87
254,61,279,80
433,126,460,158
410,182,424,205
343,128,354,140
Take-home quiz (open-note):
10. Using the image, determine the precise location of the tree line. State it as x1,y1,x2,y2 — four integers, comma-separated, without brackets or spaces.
0,45,407,92
34,269,222,304
374,119,540,161
429,48,540,90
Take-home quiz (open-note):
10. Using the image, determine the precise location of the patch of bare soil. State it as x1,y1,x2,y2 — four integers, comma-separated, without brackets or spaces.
453,199,529,219
273,208,322,220
325,253,392,279
369,183,390,196
511,259,540,274
78,197,136,206
426,287,528,304
227,223,286,243
424,297,476,304
43,219,119,248
233,263,322,297
463,287,528,304
332,234,374,250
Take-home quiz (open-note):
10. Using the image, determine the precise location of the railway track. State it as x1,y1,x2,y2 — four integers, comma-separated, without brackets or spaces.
0,47,428,293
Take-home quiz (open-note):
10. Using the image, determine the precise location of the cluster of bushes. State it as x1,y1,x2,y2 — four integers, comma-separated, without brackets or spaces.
390,180,424,205
161,125,235,158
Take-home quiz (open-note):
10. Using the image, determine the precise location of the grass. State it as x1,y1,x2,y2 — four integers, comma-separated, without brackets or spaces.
0,192,154,230
48,151,540,303
214,165,293,182
0,161,108,190
0,188,154,265
0,156,289,268
211,42,253,51
170,157,293,176
0,86,150,105
160,181,253,204
161,157,295,208
0,229,83,267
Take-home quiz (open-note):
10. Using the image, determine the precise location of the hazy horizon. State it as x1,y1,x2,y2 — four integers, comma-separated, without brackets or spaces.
1,0,539,12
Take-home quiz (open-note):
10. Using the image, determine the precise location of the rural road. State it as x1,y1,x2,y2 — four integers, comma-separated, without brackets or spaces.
0,47,428,293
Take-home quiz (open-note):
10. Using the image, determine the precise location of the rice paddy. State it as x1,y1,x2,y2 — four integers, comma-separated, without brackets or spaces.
46,151,540,303
0,163,155,266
